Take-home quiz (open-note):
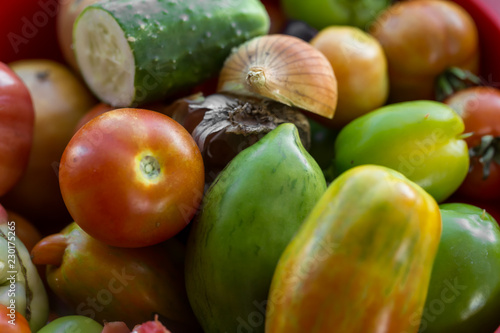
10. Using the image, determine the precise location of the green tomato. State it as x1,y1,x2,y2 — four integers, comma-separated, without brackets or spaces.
420,203,500,333
38,316,103,333
333,101,469,202
280,0,391,30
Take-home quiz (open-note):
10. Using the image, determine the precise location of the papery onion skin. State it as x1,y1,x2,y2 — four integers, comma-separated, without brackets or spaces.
217,34,338,119
168,93,311,185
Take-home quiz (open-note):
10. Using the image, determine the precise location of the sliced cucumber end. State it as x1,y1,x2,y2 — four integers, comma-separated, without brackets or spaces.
74,8,135,107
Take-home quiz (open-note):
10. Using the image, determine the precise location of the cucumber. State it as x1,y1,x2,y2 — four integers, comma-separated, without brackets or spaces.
73,0,270,107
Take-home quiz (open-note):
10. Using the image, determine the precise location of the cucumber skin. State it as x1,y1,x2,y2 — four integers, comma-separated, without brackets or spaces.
185,124,327,333
77,0,270,106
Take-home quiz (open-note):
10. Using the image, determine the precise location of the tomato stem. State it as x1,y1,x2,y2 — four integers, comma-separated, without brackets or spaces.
469,135,500,180
435,67,482,101
140,155,161,179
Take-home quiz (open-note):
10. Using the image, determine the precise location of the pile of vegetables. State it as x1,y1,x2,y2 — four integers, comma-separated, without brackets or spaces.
1,0,500,332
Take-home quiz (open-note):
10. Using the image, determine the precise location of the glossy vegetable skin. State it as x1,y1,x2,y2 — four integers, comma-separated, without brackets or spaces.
266,165,441,333
1,59,96,235
370,0,479,102
73,0,270,107
280,0,391,30
445,194,500,225
0,304,31,333
422,203,500,333
452,0,500,83
309,26,388,128
59,108,205,248
31,223,198,329
0,62,34,196
185,124,326,333
38,315,103,333
445,86,500,200
334,101,469,202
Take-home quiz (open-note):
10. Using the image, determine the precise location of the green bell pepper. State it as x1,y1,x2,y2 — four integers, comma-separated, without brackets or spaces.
333,100,469,202
281,0,392,30
185,123,327,333
420,203,500,333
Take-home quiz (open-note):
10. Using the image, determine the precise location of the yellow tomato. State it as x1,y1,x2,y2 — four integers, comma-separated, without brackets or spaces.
310,26,389,128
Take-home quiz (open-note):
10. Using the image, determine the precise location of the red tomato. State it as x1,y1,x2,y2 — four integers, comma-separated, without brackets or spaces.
0,0,63,63
370,0,479,103
445,86,500,200
1,59,96,235
0,62,34,196
452,0,500,83
59,108,205,248
0,304,31,333
74,101,177,133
